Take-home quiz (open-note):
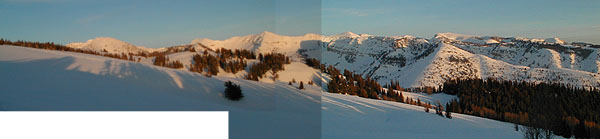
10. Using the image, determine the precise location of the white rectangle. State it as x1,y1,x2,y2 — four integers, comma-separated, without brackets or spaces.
0,111,228,139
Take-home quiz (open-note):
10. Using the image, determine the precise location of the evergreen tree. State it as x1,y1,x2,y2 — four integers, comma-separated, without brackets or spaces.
425,102,430,113
224,81,243,101
445,103,452,119
299,81,305,90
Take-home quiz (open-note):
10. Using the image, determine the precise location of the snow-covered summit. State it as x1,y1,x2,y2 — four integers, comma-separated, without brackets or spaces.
190,31,322,60
67,37,156,54
434,33,500,44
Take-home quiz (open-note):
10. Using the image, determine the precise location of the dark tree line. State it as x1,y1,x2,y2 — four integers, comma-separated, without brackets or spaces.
307,58,383,99
404,86,442,95
383,80,404,103
220,58,247,74
442,78,600,138
245,53,290,81
327,67,382,99
189,48,255,76
216,48,256,60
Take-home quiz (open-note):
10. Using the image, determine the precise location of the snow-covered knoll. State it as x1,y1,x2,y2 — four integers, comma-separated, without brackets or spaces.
67,37,157,54
322,93,521,138
0,46,320,139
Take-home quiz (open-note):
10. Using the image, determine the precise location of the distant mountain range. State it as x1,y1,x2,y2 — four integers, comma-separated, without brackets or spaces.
66,31,600,89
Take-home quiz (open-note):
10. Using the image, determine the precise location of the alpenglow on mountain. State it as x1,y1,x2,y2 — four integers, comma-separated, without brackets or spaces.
67,31,600,89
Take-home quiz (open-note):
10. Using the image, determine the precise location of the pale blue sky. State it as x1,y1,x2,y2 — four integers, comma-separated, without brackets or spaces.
0,0,320,47
1,0,598,47
322,0,600,44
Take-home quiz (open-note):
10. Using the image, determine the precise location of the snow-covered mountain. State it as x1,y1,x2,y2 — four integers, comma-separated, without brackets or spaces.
65,31,600,89
320,32,600,89
67,37,157,54
191,31,322,60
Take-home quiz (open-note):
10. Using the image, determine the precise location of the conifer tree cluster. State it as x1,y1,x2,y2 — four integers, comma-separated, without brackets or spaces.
153,54,184,69
189,48,254,76
443,78,600,138
245,53,290,81
220,58,247,74
190,52,220,76
216,48,256,60
326,66,382,99
305,58,382,100
383,80,404,102
305,58,326,71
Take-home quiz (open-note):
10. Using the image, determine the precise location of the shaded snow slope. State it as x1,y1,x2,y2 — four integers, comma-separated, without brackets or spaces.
0,46,320,139
322,93,521,138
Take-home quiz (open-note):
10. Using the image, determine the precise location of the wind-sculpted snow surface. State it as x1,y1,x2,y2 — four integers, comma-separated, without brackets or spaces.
0,46,321,138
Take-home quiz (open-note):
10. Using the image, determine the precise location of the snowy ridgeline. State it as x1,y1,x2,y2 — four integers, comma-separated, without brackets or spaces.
0,46,532,138
321,32,600,89
65,31,600,90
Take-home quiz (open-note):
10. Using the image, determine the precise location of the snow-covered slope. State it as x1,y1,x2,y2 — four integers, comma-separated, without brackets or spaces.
0,45,321,139
67,37,157,54
320,32,600,89
322,93,521,138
